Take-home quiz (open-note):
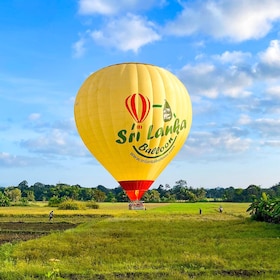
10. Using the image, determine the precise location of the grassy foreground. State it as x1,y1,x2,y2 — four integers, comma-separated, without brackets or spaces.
0,202,279,279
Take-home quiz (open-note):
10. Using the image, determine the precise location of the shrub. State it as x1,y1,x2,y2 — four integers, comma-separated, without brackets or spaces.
0,192,10,206
86,201,99,209
48,196,67,207
247,193,280,224
58,200,86,210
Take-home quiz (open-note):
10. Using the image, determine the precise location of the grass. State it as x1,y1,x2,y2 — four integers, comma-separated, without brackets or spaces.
0,202,279,279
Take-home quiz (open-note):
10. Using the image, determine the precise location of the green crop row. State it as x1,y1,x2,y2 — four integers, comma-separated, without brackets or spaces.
0,202,279,279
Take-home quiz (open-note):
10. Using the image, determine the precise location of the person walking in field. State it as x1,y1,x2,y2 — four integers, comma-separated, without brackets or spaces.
49,210,54,222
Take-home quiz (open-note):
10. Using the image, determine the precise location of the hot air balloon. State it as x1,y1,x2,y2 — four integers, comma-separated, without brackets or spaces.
74,63,192,206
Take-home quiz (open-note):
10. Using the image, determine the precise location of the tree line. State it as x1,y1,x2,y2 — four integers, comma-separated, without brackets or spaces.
0,179,280,206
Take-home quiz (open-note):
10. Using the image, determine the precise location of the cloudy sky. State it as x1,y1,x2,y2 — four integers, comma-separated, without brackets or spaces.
1,0,280,189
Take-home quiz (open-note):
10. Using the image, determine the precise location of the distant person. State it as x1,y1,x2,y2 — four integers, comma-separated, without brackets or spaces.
219,206,223,213
49,210,54,222
199,208,202,215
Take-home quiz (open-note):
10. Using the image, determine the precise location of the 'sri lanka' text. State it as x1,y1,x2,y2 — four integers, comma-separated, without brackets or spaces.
115,118,187,144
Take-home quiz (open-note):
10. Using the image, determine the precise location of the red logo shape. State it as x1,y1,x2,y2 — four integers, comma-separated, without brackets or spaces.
125,93,150,124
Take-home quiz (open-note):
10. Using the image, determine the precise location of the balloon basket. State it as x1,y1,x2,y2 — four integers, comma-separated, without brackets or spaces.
128,201,146,210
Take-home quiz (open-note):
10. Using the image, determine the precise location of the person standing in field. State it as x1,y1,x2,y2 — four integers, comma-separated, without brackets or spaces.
49,210,54,222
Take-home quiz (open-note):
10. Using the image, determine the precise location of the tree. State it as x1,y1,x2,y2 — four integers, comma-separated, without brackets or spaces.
144,190,160,202
93,189,106,202
185,190,197,202
105,191,116,202
175,180,187,187
79,188,95,201
270,183,280,197
157,184,175,202
69,185,81,200
223,187,235,201
206,187,225,201
32,182,49,201
234,188,245,202
161,192,176,202
6,188,22,202
115,188,128,202
192,187,206,201
25,190,35,201
171,185,186,201
18,180,28,189
0,192,10,206
244,185,261,201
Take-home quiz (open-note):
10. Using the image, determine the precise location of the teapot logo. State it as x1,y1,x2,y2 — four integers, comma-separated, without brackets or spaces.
163,100,172,122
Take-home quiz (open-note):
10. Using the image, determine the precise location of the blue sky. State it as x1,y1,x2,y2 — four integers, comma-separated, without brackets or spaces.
1,0,280,189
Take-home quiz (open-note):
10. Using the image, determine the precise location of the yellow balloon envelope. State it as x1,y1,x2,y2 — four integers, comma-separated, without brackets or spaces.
74,63,192,201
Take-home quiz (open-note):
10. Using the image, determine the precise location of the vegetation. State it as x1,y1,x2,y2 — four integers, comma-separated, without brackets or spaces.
247,192,280,223
57,199,99,210
0,192,10,206
1,180,280,205
57,199,86,210
0,202,279,279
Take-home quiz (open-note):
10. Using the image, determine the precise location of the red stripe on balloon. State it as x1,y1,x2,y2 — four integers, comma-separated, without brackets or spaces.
119,180,154,201
139,94,150,123
125,94,137,122
125,93,150,123
131,94,139,122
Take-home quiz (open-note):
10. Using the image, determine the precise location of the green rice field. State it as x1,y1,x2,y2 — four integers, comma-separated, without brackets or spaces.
0,202,279,279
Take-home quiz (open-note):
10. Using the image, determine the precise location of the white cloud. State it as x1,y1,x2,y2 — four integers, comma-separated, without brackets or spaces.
238,114,251,125
259,40,280,66
78,0,117,15
261,140,280,147
0,152,32,167
90,14,160,52
179,63,219,98
186,131,251,159
75,1,280,55
213,51,251,64
245,118,280,138
72,35,87,58
21,129,65,152
78,0,166,15
28,113,41,121
178,62,252,98
266,85,280,98
254,40,280,80
255,118,280,127
222,134,251,152
20,127,87,157
164,0,280,42
0,152,15,165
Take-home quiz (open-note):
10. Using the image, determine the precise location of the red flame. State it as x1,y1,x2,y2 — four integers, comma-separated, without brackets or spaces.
125,93,150,123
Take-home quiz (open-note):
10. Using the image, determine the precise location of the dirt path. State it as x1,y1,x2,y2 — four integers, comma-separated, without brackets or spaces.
0,222,77,244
